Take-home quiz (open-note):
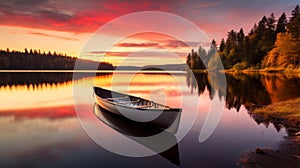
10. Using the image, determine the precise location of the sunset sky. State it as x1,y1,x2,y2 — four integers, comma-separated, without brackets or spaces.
0,0,298,66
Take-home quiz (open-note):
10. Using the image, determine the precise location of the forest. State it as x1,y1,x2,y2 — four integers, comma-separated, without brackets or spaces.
0,48,114,70
186,5,300,71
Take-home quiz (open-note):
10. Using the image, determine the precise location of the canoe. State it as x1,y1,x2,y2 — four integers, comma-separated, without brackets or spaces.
94,104,180,165
93,86,181,132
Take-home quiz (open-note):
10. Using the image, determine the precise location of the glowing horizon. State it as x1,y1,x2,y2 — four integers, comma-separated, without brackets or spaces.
0,0,297,66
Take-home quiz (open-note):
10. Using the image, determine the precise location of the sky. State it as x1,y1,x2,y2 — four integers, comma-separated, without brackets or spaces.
0,0,298,66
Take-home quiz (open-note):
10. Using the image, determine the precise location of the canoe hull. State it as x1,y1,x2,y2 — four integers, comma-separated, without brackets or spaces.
94,87,181,132
94,104,181,165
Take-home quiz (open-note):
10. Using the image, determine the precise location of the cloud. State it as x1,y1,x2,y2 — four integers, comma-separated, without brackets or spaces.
163,40,188,48
38,10,73,22
114,40,205,49
116,42,160,48
28,32,79,41
88,50,187,58
89,51,130,56
197,1,222,8
0,0,296,41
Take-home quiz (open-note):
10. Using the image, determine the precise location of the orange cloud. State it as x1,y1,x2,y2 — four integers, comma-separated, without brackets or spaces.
0,0,295,49
116,42,160,48
28,32,79,41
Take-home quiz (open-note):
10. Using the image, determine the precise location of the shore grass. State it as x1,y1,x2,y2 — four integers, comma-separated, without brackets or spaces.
223,67,300,74
252,98,300,122
239,98,300,167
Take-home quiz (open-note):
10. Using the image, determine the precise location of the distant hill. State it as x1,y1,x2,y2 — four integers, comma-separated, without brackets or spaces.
114,66,141,70
0,48,188,71
143,64,187,71
116,64,187,71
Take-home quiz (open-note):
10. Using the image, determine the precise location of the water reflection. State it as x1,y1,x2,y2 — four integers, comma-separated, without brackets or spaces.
187,72,300,111
94,104,180,165
0,72,293,167
0,72,74,87
0,72,111,89
187,71,300,133
0,105,76,121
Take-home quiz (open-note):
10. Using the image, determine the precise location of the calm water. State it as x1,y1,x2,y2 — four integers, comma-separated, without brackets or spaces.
1,72,300,167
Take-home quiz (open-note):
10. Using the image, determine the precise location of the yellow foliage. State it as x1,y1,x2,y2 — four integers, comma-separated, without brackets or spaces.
263,33,300,68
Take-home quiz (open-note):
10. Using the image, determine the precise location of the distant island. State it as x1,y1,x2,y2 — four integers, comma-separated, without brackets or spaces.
0,48,188,71
116,64,187,71
186,5,300,72
0,48,114,70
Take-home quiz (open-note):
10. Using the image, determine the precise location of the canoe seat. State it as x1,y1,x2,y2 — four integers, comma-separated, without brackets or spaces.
113,99,141,104
105,96,129,101
134,102,154,108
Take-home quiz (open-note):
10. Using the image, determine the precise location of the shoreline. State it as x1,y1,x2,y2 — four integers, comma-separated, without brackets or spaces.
239,136,300,167
251,98,300,134
0,68,299,74
222,67,300,74
240,98,300,167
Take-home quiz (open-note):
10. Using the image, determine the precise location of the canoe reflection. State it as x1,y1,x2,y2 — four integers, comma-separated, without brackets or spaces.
94,104,180,165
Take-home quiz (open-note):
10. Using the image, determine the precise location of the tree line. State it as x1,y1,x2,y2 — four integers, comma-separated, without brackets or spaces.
0,48,114,70
187,5,300,71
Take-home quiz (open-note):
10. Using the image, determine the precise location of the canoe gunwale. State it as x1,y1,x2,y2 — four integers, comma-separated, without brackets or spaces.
93,86,181,112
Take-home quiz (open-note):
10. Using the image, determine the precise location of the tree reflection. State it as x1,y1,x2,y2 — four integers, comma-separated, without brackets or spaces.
0,72,111,89
186,71,300,112
187,71,300,132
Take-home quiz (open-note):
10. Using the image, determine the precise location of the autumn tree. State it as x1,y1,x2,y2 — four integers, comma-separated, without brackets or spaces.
262,32,300,68
187,5,299,71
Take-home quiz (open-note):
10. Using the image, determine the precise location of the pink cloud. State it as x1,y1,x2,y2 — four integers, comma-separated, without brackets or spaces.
116,42,160,48
28,32,79,41
0,0,295,42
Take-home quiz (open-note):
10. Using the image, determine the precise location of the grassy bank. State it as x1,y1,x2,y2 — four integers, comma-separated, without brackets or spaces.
223,67,300,74
239,98,300,167
252,98,300,127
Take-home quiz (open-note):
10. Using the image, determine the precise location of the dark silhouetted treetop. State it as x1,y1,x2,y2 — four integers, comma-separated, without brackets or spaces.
0,48,114,70
287,5,300,38
186,5,299,71
276,12,288,34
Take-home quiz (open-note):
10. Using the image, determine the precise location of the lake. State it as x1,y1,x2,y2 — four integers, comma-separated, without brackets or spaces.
1,72,300,167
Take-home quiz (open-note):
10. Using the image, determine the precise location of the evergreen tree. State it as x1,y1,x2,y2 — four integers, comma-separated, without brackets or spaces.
267,13,276,33
0,49,114,70
186,53,191,68
287,5,300,38
219,38,225,52
276,12,288,33
197,47,207,68
187,5,300,71
211,39,217,48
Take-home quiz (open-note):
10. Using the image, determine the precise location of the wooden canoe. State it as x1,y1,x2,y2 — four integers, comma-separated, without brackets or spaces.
93,86,181,132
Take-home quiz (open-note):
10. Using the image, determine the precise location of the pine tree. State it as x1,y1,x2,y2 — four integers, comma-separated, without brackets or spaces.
186,53,191,68
287,5,300,38
198,46,207,68
267,13,276,33
276,12,288,34
211,39,217,48
219,38,225,52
